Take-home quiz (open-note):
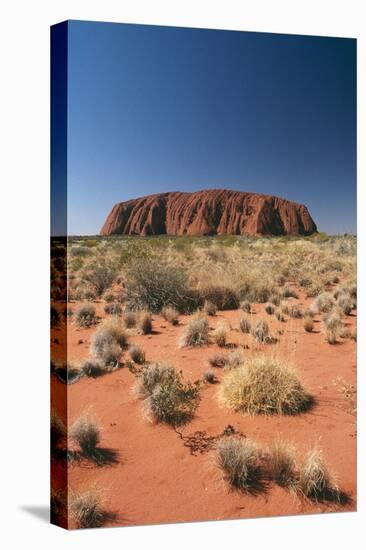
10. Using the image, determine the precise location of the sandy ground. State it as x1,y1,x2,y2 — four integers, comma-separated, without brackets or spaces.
51,286,356,528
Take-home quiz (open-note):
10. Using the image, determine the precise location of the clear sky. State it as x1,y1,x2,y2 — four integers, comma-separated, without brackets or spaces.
66,20,356,235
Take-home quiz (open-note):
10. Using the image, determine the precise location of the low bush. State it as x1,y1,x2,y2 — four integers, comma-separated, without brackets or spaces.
179,314,210,347
299,449,340,502
138,311,153,334
199,285,239,310
239,314,251,334
129,344,146,364
288,304,303,319
275,308,285,322
51,411,66,453
75,304,97,327
161,306,179,325
216,437,262,492
303,316,314,333
124,311,137,328
219,356,312,415
91,320,127,365
251,319,269,343
135,363,201,425
104,302,122,315
337,293,354,315
125,261,198,313
240,300,251,313
70,416,100,457
70,491,109,529
227,349,245,369
266,440,298,489
312,292,335,314
208,353,228,368
212,321,228,347
203,369,217,384
204,300,218,316
265,303,275,315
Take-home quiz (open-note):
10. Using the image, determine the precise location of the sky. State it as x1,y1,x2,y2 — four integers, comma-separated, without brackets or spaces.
63,20,356,235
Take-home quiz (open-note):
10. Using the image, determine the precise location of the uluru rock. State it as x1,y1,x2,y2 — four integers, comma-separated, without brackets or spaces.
100,189,317,237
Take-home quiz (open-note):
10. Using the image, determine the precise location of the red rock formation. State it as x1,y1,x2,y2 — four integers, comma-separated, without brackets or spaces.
100,189,317,236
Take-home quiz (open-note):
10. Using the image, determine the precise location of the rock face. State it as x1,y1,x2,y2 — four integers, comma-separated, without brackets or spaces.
100,189,317,237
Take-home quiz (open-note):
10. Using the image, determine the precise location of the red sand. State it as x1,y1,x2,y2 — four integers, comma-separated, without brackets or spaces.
51,288,356,527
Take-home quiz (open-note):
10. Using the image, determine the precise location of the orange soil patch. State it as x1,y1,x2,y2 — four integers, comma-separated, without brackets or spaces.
51,289,356,528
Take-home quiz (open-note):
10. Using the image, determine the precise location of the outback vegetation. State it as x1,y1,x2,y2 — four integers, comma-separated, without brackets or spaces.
51,233,356,526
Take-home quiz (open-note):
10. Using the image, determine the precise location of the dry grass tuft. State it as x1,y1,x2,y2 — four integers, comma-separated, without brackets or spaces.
208,353,228,368
266,440,298,489
219,356,312,415
303,316,314,333
124,311,137,328
299,449,340,502
161,306,179,325
70,491,111,529
239,314,251,334
216,437,262,492
240,300,251,313
179,313,210,347
70,416,100,457
204,300,218,316
251,319,269,343
129,344,146,364
213,321,228,347
75,303,97,327
138,311,153,334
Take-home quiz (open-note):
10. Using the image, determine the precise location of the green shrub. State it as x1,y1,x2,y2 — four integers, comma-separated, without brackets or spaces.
125,261,198,313
135,363,201,425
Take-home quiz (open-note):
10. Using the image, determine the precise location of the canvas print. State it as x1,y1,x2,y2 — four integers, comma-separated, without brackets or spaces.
50,20,357,529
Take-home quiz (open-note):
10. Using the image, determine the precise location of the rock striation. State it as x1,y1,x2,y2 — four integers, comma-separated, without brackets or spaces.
100,189,317,236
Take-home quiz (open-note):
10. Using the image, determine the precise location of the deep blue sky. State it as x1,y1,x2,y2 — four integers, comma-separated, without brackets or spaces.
66,21,356,235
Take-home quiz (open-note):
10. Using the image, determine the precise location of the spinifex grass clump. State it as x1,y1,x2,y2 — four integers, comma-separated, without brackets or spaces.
70,416,100,458
251,319,269,343
138,311,153,334
240,300,251,313
266,440,298,489
203,369,217,384
70,491,109,529
299,449,340,502
124,311,137,328
204,300,217,316
303,315,314,333
51,411,66,454
161,306,179,325
312,292,335,314
212,321,228,347
134,362,201,426
239,314,251,334
336,293,354,315
179,313,210,347
91,320,128,366
219,356,312,415
129,344,146,364
104,302,122,315
75,303,97,327
216,437,262,492
324,310,343,344
265,303,275,315
208,353,228,368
